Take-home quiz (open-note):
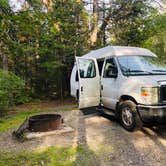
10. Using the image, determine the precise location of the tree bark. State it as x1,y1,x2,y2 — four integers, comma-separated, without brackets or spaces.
2,50,8,72
42,0,53,12
0,42,8,72
90,0,98,47
97,8,112,45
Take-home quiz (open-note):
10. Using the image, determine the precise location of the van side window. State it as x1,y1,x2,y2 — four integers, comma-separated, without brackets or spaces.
103,58,117,78
97,60,104,76
78,59,96,78
76,70,79,81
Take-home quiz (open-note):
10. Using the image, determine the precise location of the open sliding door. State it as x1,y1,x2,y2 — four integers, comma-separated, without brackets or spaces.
75,57,100,109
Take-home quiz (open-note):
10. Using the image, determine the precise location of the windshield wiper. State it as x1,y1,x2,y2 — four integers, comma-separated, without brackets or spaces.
127,70,153,74
152,70,166,72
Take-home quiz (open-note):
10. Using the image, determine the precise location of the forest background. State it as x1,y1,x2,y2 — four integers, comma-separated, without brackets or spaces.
0,0,165,113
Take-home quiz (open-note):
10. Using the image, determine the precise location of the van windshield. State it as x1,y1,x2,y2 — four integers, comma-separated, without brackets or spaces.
117,56,166,76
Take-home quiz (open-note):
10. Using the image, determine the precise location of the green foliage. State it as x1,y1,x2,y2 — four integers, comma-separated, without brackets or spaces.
0,0,89,99
0,70,25,114
0,0,10,14
141,12,166,61
109,0,154,46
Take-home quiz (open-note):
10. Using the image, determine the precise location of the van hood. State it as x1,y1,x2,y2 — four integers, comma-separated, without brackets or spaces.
128,75,166,86
119,75,166,104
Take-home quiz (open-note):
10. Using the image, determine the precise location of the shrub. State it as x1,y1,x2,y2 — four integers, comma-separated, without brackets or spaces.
0,70,25,115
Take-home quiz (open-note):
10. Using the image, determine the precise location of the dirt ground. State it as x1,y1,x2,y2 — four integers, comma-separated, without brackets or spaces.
1,108,166,166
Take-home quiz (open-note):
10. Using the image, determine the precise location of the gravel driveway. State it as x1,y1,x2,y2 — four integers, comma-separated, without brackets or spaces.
0,109,166,166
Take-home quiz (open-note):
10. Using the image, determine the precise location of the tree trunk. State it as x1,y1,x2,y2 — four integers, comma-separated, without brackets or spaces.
90,0,98,48
2,54,8,72
97,9,112,45
0,42,8,72
97,2,107,46
42,0,53,12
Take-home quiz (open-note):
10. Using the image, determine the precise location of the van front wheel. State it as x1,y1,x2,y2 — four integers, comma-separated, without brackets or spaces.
119,100,142,131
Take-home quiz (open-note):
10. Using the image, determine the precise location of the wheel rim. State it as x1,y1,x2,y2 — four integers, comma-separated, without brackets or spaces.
121,107,133,126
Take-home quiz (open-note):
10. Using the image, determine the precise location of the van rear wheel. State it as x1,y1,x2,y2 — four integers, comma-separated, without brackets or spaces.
118,100,142,131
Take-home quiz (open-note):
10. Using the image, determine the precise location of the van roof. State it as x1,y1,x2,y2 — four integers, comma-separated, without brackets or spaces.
83,46,156,59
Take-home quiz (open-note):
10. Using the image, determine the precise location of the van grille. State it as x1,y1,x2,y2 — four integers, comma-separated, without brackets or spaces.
160,85,166,103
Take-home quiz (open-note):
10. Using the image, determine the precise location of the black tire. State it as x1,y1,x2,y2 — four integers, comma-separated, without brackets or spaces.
118,100,142,131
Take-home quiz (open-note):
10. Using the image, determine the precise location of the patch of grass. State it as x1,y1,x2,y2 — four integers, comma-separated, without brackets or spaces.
0,110,39,132
0,145,98,166
0,105,76,133
0,146,76,166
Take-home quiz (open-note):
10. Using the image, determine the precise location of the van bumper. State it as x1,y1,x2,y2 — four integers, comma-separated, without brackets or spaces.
137,104,166,123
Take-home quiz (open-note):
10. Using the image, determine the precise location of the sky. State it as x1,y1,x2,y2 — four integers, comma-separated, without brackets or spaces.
9,0,166,12
9,0,25,12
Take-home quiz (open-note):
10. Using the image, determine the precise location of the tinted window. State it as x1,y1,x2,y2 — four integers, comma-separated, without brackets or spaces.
78,59,96,78
103,58,117,78
97,60,104,76
76,70,78,81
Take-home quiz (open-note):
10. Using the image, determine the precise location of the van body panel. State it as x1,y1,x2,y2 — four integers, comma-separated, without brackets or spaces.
116,75,166,105
70,65,78,98
100,56,119,109
75,57,100,108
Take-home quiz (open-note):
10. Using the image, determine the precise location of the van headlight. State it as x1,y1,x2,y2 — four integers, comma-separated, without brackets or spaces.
141,87,159,105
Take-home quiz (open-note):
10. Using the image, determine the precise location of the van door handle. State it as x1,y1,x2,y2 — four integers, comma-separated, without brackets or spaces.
81,86,83,92
101,85,103,90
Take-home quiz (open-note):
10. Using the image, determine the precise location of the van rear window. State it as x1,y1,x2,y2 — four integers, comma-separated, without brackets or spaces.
78,59,96,78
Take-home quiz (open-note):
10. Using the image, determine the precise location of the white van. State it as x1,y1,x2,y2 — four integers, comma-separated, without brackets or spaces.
70,46,166,131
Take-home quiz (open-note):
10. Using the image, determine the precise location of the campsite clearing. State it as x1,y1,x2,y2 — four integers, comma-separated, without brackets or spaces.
0,102,166,165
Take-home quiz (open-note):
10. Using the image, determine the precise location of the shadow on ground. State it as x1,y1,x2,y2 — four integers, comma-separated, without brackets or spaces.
77,108,166,165
72,109,101,166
